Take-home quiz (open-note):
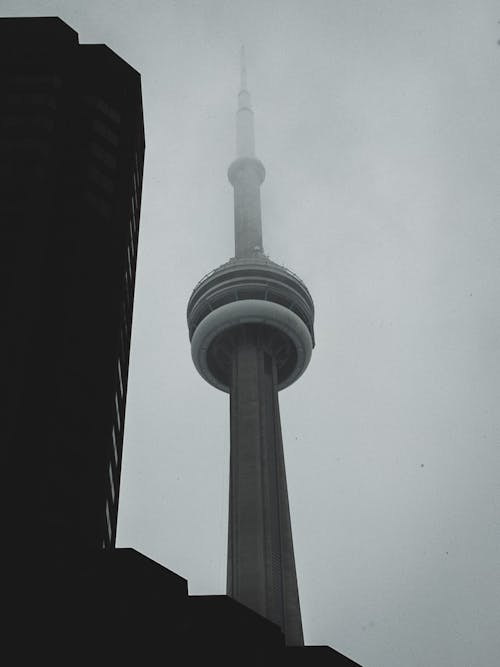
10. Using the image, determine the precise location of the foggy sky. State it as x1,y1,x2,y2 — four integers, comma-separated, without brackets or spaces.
4,2,499,665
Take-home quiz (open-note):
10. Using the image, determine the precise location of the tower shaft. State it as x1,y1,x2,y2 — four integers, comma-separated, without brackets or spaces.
230,157,264,257
227,325,304,646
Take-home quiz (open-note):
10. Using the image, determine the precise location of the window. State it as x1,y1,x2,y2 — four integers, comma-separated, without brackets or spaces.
127,245,132,283
121,308,128,340
85,191,111,218
114,393,121,432
129,218,135,255
1,115,54,131
84,95,121,124
7,92,56,108
8,74,61,87
92,118,119,146
108,463,115,503
123,276,130,310
268,291,292,308
88,165,114,193
105,501,112,541
89,141,116,169
117,357,124,397
111,426,118,466
120,326,126,359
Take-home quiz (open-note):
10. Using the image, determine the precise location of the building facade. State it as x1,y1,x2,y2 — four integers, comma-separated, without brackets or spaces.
1,17,144,563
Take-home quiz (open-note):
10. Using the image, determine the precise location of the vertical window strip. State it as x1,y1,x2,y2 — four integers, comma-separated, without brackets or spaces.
121,294,127,326
105,500,112,541
122,299,129,338
129,218,135,254
108,462,115,503
112,425,118,466
122,321,130,358
123,274,128,306
115,392,121,432
117,357,124,397
127,245,132,281
120,324,126,360
125,278,131,312
120,324,129,359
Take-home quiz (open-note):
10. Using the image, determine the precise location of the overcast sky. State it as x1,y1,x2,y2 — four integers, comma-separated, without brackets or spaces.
4,2,500,665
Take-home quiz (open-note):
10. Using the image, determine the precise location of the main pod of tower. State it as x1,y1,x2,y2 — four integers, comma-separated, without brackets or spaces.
187,51,314,646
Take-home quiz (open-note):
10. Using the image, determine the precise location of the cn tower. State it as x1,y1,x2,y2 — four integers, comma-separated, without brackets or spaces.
187,49,315,646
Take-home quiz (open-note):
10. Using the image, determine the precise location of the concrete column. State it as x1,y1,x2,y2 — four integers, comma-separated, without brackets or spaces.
227,325,304,646
228,157,265,258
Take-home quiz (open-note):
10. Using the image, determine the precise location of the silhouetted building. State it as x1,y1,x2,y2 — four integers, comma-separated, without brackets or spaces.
2,17,143,561
1,17,361,666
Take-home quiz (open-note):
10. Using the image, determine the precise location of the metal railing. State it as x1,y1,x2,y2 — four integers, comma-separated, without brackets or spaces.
190,255,313,300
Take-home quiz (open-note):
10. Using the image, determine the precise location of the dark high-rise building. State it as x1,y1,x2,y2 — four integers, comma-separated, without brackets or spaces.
187,49,315,646
1,17,144,562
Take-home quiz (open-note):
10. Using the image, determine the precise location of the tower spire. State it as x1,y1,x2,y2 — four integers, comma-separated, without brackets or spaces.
240,44,247,92
236,46,255,157
229,47,265,257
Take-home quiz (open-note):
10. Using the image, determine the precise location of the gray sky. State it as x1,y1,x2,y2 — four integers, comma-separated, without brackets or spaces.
4,1,499,665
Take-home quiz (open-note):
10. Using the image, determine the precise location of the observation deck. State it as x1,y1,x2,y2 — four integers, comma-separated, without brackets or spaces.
187,255,315,392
